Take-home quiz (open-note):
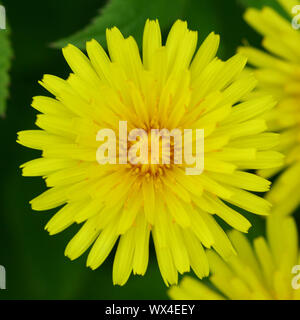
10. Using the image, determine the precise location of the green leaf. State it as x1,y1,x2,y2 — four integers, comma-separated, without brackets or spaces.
182,0,244,59
236,0,289,18
53,0,187,50
0,3,12,116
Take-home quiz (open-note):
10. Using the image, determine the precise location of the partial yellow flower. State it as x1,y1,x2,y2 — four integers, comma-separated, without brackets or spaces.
238,0,300,216
17,19,282,286
169,215,300,300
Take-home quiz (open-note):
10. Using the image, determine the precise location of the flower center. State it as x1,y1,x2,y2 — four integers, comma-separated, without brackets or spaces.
126,128,179,177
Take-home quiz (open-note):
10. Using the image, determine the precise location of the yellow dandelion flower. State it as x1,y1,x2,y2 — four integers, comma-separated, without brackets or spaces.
169,214,300,300
238,0,300,216
17,19,282,286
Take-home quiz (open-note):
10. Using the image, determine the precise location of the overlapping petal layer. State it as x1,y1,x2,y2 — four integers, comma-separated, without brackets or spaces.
238,0,300,216
169,215,300,300
18,20,282,285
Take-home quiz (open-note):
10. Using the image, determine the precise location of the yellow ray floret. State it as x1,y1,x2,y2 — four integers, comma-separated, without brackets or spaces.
238,1,300,216
169,214,300,300
17,19,282,286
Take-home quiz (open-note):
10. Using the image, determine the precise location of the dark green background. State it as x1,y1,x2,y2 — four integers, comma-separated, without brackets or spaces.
0,0,297,299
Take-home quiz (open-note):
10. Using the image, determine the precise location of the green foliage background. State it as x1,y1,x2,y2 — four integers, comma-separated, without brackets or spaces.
0,0,298,299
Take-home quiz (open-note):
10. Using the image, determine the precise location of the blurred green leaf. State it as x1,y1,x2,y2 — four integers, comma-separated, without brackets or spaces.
0,2,12,116
53,0,186,49
237,0,289,18
183,0,249,59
